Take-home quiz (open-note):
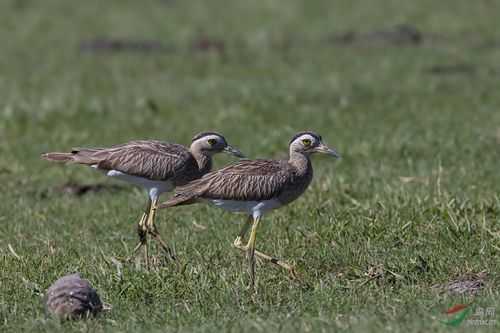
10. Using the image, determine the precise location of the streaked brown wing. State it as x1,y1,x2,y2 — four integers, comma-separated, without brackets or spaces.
84,140,194,181
175,159,293,201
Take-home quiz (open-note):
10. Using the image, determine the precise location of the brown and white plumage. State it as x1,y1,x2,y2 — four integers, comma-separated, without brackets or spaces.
42,132,244,265
163,158,313,207
43,140,210,189
158,131,339,286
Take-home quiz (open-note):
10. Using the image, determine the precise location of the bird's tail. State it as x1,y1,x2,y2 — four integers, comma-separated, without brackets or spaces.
41,148,101,165
41,152,76,163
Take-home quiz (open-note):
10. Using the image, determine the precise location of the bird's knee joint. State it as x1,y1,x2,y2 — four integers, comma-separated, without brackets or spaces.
138,226,147,237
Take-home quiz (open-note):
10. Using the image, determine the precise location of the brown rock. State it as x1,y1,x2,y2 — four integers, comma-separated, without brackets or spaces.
44,273,103,319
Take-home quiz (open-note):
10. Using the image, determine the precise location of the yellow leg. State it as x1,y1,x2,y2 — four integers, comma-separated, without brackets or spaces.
131,212,148,253
233,215,297,281
146,197,176,261
126,200,151,263
144,234,149,269
233,215,253,248
246,215,260,288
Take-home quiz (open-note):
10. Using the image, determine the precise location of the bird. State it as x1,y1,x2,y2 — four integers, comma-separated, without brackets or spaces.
41,132,244,266
157,131,339,287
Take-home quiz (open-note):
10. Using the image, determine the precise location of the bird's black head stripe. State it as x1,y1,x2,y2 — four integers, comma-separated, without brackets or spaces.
289,131,322,145
191,131,225,142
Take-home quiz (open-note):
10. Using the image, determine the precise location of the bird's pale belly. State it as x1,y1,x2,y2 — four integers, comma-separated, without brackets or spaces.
97,168,173,199
208,199,283,218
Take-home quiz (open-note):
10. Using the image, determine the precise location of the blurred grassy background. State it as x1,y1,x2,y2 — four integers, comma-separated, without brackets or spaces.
1,0,500,332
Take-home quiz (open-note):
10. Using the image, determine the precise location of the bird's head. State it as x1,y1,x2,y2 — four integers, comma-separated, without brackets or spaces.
289,131,340,158
190,131,244,157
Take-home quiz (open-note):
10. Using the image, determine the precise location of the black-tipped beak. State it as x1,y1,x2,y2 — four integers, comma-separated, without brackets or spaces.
314,143,340,158
223,145,245,158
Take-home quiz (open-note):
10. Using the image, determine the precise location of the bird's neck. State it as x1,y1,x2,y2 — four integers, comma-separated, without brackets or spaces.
190,148,213,174
288,150,312,176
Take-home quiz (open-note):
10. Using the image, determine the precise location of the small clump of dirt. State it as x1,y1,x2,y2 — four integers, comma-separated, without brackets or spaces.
425,63,477,75
433,271,487,295
80,36,226,56
476,39,500,50
191,36,225,55
329,24,423,46
53,182,125,197
80,38,173,53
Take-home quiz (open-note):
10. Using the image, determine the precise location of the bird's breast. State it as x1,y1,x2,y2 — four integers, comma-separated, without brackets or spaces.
276,170,313,206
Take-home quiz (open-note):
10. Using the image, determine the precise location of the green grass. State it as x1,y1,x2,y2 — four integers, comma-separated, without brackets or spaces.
1,0,500,331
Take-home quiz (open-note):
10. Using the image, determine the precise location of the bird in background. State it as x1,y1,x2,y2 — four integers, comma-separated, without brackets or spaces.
158,131,339,288
41,132,244,267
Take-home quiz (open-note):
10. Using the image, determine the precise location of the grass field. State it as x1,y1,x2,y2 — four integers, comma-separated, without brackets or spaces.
1,0,500,331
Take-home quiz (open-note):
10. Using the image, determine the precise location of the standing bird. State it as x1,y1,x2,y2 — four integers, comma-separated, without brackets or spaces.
41,132,244,266
158,131,339,287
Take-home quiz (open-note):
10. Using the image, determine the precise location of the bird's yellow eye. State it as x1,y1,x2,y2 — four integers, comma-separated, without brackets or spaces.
207,138,217,146
302,139,312,146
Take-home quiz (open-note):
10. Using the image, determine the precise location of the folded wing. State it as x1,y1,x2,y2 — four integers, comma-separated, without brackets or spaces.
161,159,294,207
44,140,195,181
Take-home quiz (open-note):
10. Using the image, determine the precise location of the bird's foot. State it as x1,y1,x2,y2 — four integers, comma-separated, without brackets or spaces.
233,240,298,280
148,227,177,262
287,265,299,280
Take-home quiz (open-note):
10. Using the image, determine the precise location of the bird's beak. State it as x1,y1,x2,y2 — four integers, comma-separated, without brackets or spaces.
223,145,245,158
313,143,340,158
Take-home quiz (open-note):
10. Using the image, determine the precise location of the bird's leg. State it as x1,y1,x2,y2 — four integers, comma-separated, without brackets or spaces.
233,215,253,248
146,197,177,262
245,215,261,289
233,215,297,279
132,212,148,252
251,249,297,278
127,199,151,265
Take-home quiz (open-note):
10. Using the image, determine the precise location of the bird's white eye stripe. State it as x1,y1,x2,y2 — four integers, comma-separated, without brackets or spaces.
297,135,315,143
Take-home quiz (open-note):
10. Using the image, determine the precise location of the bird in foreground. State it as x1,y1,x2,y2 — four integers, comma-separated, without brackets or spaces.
41,132,244,266
158,131,339,287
